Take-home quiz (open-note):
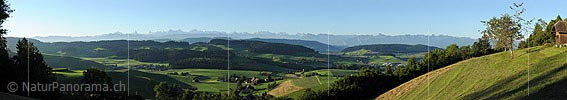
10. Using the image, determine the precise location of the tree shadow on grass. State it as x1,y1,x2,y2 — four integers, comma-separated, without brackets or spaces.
107,70,195,99
519,78,567,100
462,51,567,100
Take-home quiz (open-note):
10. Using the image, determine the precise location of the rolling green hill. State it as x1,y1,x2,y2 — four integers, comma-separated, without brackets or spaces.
179,37,229,44
377,46,567,100
209,39,318,56
8,37,332,72
342,44,440,54
247,38,345,52
7,37,192,58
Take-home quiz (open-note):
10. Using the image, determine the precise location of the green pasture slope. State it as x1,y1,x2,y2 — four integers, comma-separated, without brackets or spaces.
378,46,567,100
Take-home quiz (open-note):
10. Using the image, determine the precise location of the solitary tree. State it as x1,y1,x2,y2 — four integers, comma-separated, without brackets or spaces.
481,3,529,58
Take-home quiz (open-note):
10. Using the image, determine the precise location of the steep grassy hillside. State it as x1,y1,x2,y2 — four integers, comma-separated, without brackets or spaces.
377,46,567,100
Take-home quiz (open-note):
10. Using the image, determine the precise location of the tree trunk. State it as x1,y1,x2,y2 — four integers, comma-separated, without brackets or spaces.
509,47,513,58
510,38,514,59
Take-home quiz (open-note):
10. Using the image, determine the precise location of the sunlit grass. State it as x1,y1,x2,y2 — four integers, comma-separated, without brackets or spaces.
393,46,567,100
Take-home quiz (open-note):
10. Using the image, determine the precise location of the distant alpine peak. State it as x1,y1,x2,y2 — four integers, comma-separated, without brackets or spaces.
31,29,475,48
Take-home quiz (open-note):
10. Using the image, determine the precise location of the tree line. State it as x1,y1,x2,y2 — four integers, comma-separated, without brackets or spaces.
519,16,565,48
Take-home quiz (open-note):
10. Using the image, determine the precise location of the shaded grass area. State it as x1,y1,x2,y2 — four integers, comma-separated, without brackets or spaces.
44,55,107,70
107,70,193,99
54,69,193,99
0,92,37,100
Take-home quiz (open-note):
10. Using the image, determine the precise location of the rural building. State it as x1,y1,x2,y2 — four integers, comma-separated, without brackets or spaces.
552,20,567,46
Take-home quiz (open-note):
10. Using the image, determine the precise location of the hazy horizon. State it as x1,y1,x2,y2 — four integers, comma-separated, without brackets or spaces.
4,0,567,38
18,29,475,39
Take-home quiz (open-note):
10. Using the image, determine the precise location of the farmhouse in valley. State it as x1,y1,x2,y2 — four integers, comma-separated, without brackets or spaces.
552,20,567,46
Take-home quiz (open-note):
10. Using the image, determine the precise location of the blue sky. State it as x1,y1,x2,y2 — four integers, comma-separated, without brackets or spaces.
4,0,567,38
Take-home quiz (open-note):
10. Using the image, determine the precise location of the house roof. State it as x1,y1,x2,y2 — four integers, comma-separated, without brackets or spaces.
553,20,567,33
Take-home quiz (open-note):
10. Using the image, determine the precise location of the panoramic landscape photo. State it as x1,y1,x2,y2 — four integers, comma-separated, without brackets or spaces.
0,0,566,100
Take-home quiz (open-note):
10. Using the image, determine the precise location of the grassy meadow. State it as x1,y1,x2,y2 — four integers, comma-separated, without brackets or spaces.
379,46,567,100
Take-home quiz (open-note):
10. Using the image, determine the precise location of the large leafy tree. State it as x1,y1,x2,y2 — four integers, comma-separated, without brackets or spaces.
481,3,529,58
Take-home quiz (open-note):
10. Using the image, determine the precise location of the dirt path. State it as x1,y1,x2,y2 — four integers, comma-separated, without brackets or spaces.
315,76,322,84
376,58,477,100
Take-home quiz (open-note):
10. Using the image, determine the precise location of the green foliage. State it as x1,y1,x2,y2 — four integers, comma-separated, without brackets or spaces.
12,38,58,99
297,69,393,100
472,35,494,57
83,68,112,84
0,0,13,93
482,14,522,56
521,17,562,48
79,68,124,99
154,82,182,100
481,3,529,58
528,19,550,47
298,89,319,100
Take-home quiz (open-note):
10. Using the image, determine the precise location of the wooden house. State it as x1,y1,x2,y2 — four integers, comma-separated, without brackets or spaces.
552,20,567,46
